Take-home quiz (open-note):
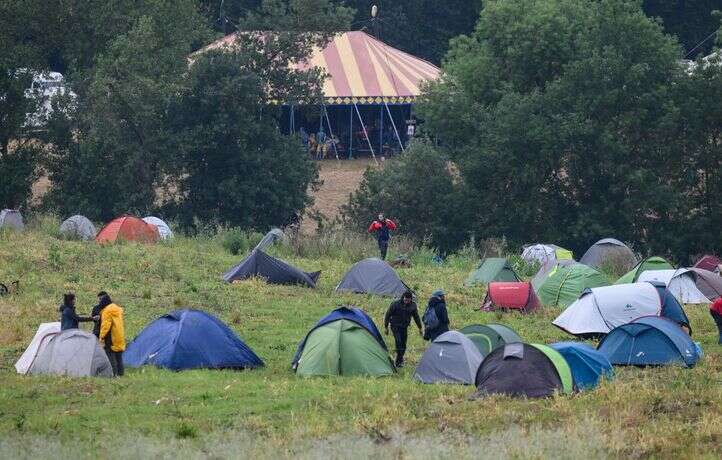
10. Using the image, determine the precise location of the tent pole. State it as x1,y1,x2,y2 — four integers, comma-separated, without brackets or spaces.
290,104,295,134
354,103,377,164
349,105,353,159
322,104,340,161
379,105,384,156
385,102,404,152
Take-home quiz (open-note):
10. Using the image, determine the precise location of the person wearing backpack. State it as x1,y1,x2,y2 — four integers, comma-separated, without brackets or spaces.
423,289,449,341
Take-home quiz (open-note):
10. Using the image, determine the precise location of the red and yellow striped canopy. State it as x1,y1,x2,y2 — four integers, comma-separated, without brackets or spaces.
201,31,440,104
295,31,440,104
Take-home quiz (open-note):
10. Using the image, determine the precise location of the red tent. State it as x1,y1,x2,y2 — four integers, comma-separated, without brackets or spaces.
481,282,540,313
694,255,721,272
96,216,160,243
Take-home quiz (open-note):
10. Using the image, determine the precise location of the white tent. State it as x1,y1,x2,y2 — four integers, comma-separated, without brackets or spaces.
29,329,113,378
15,322,61,374
59,215,97,240
142,216,173,240
637,269,711,305
0,209,24,231
522,244,573,266
553,283,662,337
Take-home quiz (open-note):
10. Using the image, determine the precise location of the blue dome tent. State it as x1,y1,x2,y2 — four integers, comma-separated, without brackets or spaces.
597,316,700,367
550,342,613,390
125,309,263,371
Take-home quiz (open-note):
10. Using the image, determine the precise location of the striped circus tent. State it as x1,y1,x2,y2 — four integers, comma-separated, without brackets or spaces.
294,31,440,104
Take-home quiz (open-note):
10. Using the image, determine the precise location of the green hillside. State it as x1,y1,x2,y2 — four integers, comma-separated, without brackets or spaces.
0,221,720,459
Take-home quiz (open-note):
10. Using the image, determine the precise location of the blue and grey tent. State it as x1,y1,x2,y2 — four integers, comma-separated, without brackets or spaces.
223,249,320,288
550,342,613,390
597,316,700,367
124,309,264,371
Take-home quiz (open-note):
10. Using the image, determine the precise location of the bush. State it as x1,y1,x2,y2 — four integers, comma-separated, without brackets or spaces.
221,228,263,255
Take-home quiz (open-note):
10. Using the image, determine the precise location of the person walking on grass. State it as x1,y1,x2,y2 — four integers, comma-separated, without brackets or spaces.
711,297,722,345
423,289,449,342
97,292,126,376
59,293,96,331
384,291,422,367
368,213,397,260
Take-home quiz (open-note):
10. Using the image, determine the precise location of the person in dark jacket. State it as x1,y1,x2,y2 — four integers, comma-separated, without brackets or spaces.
92,291,112,338
384,291,422,367
59,293,95,331
423,289,450,342
368,214,397,260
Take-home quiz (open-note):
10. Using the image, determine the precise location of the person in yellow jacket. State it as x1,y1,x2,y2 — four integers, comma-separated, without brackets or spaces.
98,292,126,376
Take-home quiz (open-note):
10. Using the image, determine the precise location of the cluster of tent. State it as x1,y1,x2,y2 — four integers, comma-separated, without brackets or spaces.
465,240,721,312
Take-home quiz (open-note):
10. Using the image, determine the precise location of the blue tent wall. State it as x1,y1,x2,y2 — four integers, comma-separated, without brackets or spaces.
125,309,263,370
550,342,613,390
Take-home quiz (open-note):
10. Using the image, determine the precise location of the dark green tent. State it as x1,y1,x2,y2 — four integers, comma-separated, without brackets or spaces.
465,258,520,286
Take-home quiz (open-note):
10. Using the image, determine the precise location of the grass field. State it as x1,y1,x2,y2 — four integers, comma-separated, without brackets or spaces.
0,219,720,459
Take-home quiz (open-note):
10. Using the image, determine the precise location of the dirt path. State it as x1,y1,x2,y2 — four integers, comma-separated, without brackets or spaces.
301,158,376,234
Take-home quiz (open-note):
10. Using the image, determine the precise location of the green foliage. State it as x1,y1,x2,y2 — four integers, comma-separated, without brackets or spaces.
342,141,471,254
410,0,721,259
0,141,42,210
221,228,263,255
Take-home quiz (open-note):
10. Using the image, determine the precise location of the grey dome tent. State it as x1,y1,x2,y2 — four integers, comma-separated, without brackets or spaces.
254,228,285,252
580,238,637,270
0,209,24,231
414,331,483,384
223,249,320,287
29,329,112,377
688,268,722,301
15,322,60,374
59,215,97,240
142,216,173,239
335,258,410,297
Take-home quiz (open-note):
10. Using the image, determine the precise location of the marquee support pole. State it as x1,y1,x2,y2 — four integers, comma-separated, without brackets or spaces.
322,104,340,161
354,103,377,165
384,102,404,152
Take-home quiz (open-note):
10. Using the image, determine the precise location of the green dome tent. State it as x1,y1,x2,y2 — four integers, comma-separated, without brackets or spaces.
465,258,520,286
459,323,522,356
615,256,675,284
536,263,610,307
293,307,395,377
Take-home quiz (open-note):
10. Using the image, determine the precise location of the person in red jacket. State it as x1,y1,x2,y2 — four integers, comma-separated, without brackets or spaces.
368,213,397,260
711,297,722,344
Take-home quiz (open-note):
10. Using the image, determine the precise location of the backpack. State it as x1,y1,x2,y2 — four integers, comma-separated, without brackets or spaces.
422,305,440,331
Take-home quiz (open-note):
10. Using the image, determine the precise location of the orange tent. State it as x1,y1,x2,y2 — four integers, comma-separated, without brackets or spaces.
96,216,160,243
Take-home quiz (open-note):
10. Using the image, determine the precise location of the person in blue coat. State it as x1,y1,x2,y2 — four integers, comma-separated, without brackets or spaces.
59,293,96,330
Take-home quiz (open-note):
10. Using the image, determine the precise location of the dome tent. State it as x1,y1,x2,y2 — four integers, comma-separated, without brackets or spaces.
521,244,573,266
335,258,410,297
414,331,483,384
59,215,96,240
552,282,690,338
598,316,700,367
29,329,112,377
688,268,722,301
615,256,674,284
15,322,60,374
0,209,24,232
142,216,173,239
535,262,610,308
96,215,160,243
254,228,285,252
459,324,522,356
223,249,320,288
549,342,613,390
472,343,573,399
481,282,540,313
579,238,637,270
124,309,263,371
292,307,394,377
637,269,711,304
465,258,519,286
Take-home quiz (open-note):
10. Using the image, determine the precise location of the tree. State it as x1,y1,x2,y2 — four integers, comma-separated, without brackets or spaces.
352,0,721,259
342,141,471,253
642,0,721,57
164,50,319,229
